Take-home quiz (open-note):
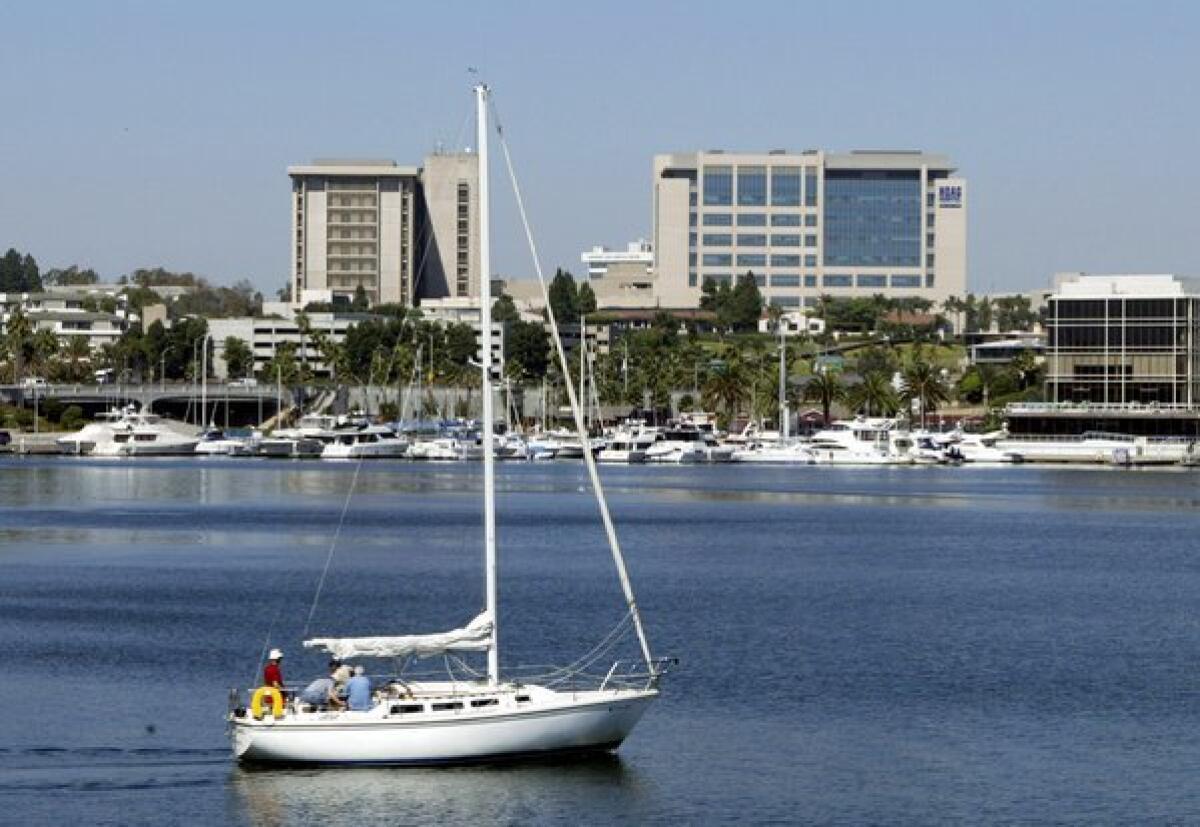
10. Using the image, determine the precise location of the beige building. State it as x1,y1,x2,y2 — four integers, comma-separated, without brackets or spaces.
288,153,479,308
580,240,656,307
652,149,967,310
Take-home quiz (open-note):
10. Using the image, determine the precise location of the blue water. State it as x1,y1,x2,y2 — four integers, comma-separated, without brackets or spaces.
2,457,1200,824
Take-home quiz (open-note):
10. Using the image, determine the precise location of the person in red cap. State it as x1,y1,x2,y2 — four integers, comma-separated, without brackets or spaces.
263,649,284,690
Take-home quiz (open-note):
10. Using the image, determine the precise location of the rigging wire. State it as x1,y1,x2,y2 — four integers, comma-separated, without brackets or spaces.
301,457,366,639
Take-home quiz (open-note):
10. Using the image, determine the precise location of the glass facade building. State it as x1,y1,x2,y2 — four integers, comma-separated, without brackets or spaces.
1045,276,1200,406
652,149,966,309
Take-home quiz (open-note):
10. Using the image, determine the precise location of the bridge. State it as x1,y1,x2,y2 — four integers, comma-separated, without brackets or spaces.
0,382,287,427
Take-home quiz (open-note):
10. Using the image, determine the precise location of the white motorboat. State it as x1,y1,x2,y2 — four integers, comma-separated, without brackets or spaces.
58,406,199,457
944,431,1019,464
807,417,914,465
596,426,654,463
731,439,815,464
408,436,483,461
229,85,666,765
195,428,262,457
645,424,733,463
256,435,324,458
321,424,409,459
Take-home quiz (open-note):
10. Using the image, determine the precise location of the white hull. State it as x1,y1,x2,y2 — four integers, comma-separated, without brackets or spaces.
596,449,646,464
996,438,1185,465
93,438,199,456
732,446,815,464
321,442,409,459
231,686,655,765
808,449,911,466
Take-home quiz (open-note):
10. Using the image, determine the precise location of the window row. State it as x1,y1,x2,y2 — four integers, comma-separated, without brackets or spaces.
702,165,820,207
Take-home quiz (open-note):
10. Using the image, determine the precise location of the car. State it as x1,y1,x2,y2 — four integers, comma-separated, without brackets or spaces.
228,377,258,387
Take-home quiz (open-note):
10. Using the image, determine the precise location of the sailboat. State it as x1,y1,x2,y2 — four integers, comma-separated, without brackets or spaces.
228,84,668,765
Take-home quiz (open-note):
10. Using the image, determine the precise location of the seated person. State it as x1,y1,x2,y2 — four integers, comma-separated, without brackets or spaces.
346,666,373,711
299,675,345,710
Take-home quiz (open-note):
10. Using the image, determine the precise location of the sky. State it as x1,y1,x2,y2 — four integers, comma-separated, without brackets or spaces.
2,0,1199,296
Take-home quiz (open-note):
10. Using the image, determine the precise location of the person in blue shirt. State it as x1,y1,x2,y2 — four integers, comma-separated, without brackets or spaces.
346,665,373,711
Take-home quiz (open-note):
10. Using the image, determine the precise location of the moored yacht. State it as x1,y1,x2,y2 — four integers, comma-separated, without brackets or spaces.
807,417,914,465
321,424,409,459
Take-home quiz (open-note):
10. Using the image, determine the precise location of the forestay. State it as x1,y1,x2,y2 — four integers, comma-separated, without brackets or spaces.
304,612,493,660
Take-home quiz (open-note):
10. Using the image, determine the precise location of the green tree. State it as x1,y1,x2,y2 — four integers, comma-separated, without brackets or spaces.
59,336,93,383
43,265,100,286
351,285,370,311
0,249,42,292
577,282,597,315
730,272,764,332
803,368,846,425
701,358,749,428
849,371,899,416
547,269,579,323
4,307,33,381
900,359,950,428
492,293,520,323
223,336,253,379
505,320,550,379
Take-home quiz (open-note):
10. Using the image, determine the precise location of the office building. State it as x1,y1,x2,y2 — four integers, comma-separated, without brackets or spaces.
652,150,966,309
1044,274,1200,406
288,153,479,308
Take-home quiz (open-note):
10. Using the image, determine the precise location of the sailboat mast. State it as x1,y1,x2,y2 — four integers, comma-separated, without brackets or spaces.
476,83,500,686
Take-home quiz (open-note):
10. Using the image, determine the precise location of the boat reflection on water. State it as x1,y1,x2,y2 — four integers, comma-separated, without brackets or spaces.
229,754,640,827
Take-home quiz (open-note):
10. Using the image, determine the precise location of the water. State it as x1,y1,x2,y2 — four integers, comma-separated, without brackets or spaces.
3,458,1200,824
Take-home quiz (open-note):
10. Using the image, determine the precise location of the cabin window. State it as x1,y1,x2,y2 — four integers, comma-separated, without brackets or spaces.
390,704,425,714
470,698,499,708
515,695,531,703
431,702,463,712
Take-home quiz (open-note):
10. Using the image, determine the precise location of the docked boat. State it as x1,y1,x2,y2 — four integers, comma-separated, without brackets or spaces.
195,427,262,457
321,424,409,459
731,439,815,464
644,424,733,463
596,426,654,464
229,85,667,765
807,417,914,465
408,435,483,461
59,406,199,457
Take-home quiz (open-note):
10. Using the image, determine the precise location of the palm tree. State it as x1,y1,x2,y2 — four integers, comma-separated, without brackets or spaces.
701,360,749,429
900,359,950,428
849,371,899,416
4,307,33,382
31,328,59,377
941,296,965,336
62,336,92,382
803,368,845,425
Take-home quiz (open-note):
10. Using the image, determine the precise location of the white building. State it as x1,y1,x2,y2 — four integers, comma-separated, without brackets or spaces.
652,149,967,309
0,290,130,351
579,240,656,307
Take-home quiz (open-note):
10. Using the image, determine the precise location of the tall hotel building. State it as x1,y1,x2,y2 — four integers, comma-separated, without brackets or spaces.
652,150,966,308
288,154,479,307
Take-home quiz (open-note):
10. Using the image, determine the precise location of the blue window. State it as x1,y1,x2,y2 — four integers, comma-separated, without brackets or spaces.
891,274,921,288
824,274,852,287
737,166,767,206
688,271,697,287
771,213,802,226
689,212,697,227
688,252,697,266
925,274,936,288
737,253,767,267
926,253,935,266
772,234,801,247
703,166,733,206
805,214,818,227
771,166,801,206
770,295,801,308
804,234,818,247
703,274,732,287
703,213,732,226
689,232,697,248
771,254,801,267
804,169,818,206
702,253,732,267
737,234,767,247
804,275,817,287
689,191,698,207
804,254,818,267
857,274,888,288
804,296,820,307
752,273,767,287
737,213,767,226
702,233,732,246
771,274,801,287
822,170,921,267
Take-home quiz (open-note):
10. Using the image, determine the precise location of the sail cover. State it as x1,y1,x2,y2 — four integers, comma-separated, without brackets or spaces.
303,612,494,660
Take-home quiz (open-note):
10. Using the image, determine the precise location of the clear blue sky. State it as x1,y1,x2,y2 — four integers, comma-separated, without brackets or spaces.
2,0,1198,296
